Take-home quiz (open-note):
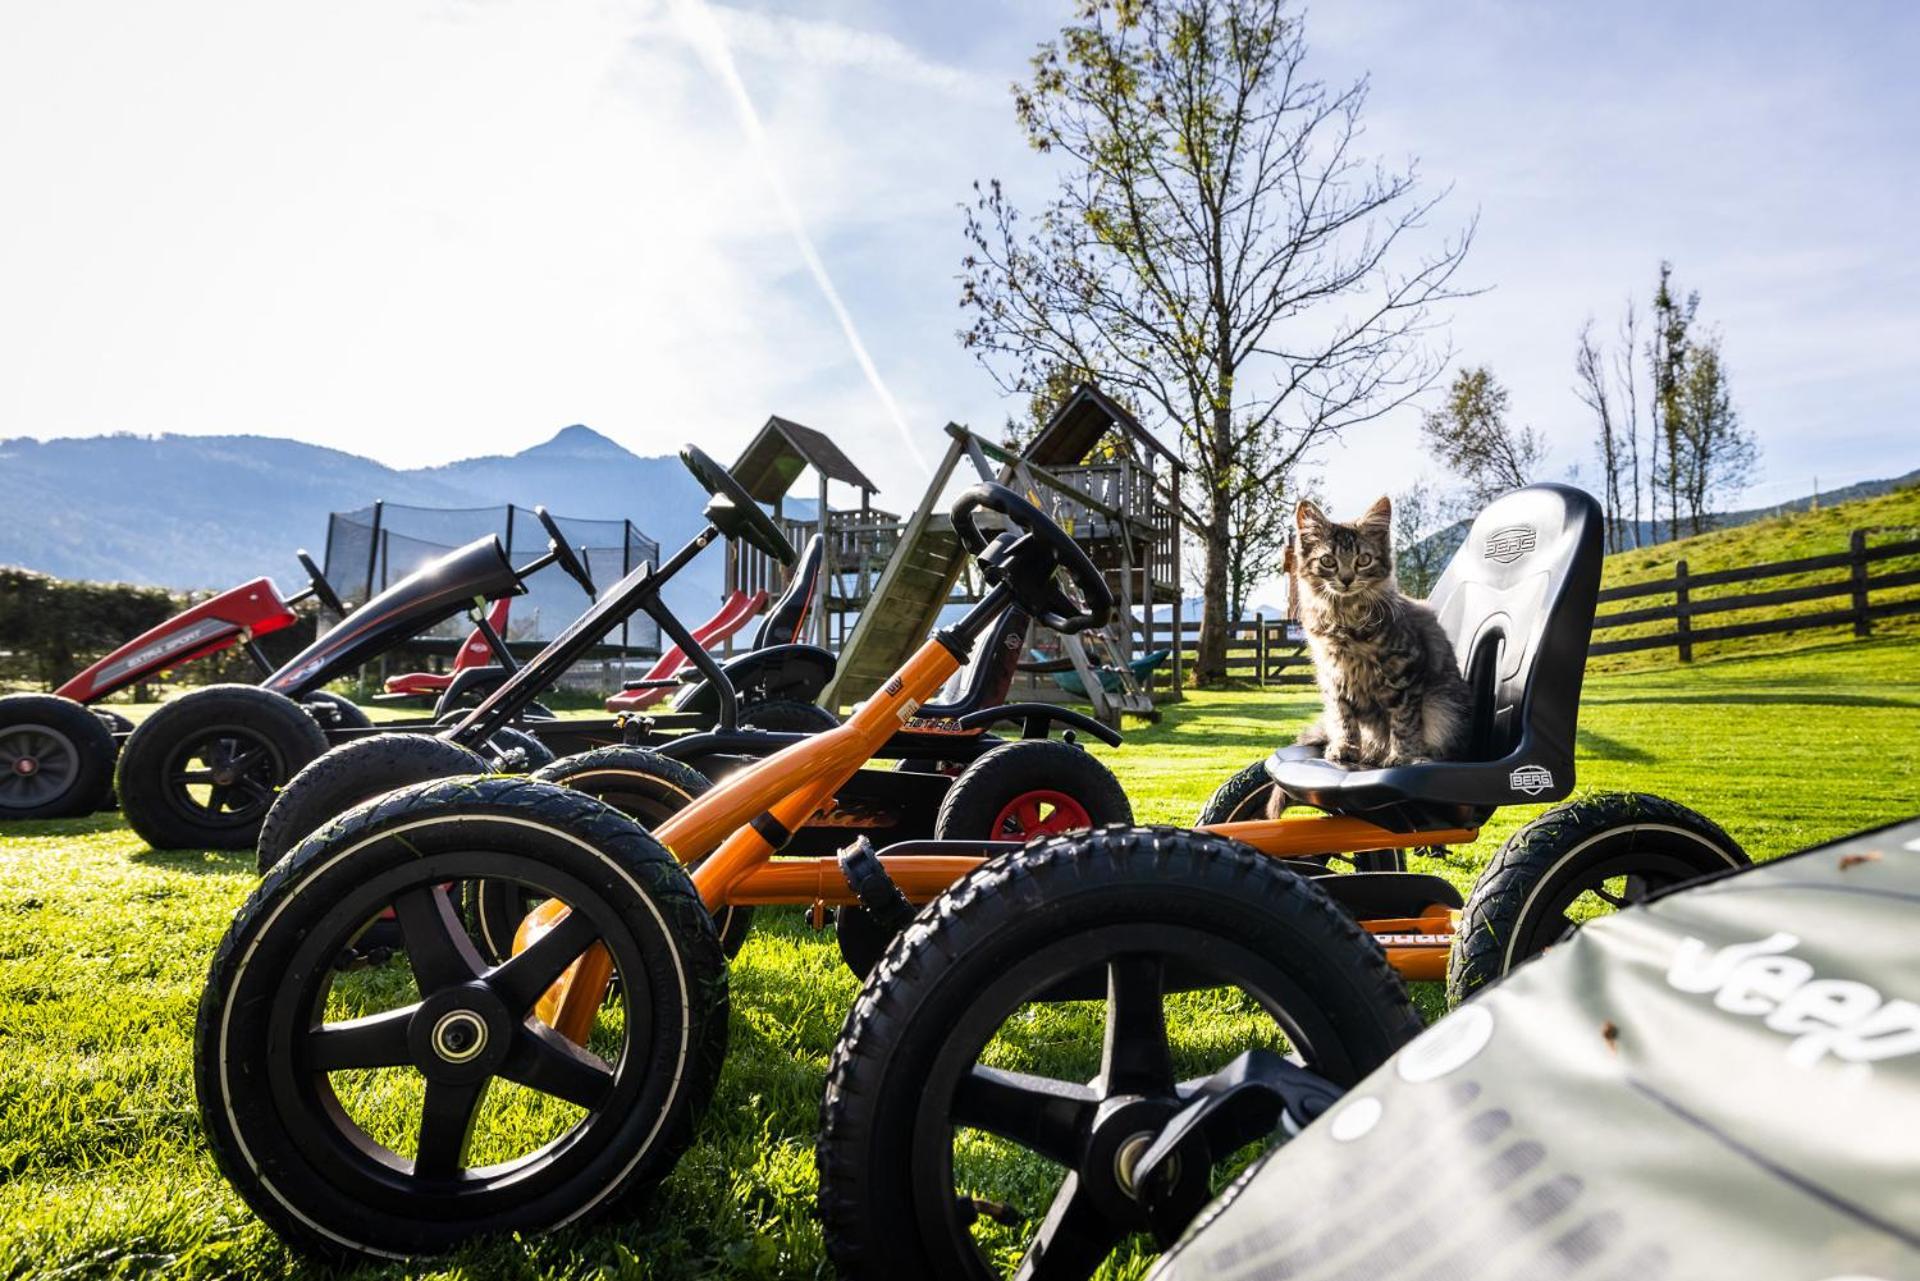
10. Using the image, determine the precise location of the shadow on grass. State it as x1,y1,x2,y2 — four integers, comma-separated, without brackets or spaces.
1575,728,1657,764
0,811,127,840
129,845,258,875
1583,691,1918,709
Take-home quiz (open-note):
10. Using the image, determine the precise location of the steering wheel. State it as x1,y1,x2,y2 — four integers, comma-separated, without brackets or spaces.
680,445,796,566
294,550,348,616
951,483,1113,634
534,506,598,599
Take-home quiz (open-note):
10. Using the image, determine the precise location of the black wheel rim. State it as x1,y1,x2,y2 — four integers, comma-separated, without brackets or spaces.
0,723,78,811
262,851,645,1210
160,724,286,828
907,924,1362,1281
1514,846,1715,962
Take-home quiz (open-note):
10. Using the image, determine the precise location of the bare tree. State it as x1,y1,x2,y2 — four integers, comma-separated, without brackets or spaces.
1648,261,1699,539
959,0,1474,684
1617,301,1644,547
1419,366,1544,506
1574,320,1625,551
1391,477,1449,596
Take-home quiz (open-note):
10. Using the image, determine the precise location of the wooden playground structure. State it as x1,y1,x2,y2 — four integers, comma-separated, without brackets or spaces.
721,386,1186,727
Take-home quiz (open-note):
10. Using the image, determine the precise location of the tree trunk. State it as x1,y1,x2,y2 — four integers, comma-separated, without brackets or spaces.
1195,400,1235,686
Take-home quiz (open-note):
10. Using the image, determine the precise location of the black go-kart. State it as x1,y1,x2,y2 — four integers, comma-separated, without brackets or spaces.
110,506,597,850
249,446,1133,925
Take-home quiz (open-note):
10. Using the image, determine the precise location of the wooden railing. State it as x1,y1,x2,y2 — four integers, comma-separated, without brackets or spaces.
1590,526,1920,660
1146,617,1313,686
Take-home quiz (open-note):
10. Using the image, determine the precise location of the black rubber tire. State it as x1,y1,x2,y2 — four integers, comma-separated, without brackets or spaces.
932,739,1133,841
483,725,555,772
117,685,330,850
196,775,728,1264
1196,758,1274,824
255,733,488,873
737,698,839,734
0,694,119,819
1196,757,1407,873
817,826,1423,1281
528,748,751,958
1448,792,1749,1005
301,690,373,731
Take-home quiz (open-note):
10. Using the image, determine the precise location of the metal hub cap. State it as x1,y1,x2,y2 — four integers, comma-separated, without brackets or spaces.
431,1010,489,1064
1113,1130,1176,1197
10,757,35,776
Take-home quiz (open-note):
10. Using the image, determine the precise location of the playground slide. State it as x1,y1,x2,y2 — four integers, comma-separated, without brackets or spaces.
605,589,767,711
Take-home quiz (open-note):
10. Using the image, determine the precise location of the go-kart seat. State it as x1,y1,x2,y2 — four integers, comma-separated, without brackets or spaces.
752,533,825,649
1266,484,1604,832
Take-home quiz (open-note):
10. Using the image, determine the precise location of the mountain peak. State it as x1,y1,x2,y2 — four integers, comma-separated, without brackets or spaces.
534,423,627,456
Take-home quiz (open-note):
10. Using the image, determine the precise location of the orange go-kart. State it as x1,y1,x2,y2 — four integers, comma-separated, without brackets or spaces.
193,464,1742,1266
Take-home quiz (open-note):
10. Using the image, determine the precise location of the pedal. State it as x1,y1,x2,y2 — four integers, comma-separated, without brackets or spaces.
835,837,917,933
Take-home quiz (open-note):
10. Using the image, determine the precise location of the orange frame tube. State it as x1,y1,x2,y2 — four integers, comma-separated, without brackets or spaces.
526,631,1482,1033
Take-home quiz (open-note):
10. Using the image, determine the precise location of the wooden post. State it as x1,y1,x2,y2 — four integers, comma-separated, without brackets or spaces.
1850,529,1872,637
1255,612,1268,687
1674,559,1693,662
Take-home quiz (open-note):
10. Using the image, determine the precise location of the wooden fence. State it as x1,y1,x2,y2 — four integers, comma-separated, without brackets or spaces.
1588,526,1920,659
1147,617,1313,686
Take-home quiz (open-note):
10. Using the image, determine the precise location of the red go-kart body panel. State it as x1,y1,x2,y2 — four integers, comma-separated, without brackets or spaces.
55,577,300,704
383,597,512,697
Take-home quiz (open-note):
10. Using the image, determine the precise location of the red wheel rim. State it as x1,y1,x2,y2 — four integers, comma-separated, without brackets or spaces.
991,789,1093,839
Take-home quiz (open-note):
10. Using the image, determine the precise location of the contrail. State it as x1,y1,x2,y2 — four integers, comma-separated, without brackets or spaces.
668,0,932,474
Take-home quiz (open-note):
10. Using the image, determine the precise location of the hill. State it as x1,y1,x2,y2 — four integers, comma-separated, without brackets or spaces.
1409,467,1920,572
1588,478,1920,670
0,425,717,618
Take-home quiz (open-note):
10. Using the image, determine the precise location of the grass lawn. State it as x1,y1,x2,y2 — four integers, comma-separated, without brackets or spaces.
2,633,1916,1279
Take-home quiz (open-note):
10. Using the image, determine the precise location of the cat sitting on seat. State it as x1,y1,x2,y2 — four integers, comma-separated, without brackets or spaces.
1289,494,1472,772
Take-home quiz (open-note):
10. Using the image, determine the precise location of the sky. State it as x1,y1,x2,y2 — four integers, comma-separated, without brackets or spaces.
4,0,1917,538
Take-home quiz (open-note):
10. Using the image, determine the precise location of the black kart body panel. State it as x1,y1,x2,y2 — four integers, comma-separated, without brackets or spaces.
1158,817,1920,1281
262,536,522,698
672,644,836,717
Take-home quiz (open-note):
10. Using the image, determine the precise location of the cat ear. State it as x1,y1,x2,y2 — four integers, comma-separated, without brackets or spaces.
1295,499,1328,539
1359,495,1392,537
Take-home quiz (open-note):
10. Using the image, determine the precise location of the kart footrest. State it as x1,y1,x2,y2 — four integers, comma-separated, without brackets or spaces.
1314,871,1462,921
836,837,917,933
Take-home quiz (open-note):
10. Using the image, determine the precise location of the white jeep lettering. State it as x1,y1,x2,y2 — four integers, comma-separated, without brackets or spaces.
1667,934,1918,1070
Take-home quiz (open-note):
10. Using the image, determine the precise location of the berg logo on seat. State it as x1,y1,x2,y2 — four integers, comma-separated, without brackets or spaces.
1484,525,1537,563
1509,764,1553,795
1667,932,1920,1069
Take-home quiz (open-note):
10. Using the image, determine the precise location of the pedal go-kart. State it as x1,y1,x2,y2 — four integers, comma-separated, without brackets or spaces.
807,484,1755,1278
1145,816,1920,1281
1,548,345,821
194,464,1140,1260
248,447,1128,898
109,506,596,849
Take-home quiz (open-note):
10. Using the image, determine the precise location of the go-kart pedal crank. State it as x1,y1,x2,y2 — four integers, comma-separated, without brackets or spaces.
836,837,917,934
1130,1049,1345,1242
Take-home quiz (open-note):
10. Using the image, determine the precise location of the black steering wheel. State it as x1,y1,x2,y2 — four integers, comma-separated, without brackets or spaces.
294,550,348,616
680,444,796,566
534,506,598,599
951,483,1113,634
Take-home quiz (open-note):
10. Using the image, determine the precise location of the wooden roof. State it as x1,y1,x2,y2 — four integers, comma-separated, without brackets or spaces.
1024,383,1182,470
730,415,881,503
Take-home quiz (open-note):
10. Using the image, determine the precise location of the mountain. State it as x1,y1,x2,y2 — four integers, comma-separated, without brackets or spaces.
0,425,717,620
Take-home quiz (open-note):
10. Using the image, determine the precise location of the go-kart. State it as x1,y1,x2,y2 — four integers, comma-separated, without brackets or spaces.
806,484,1758,1278
1,549,342,821
193,459,1143,1262
108,507,596,849
248,446,1127,886
1144,816,1920,1281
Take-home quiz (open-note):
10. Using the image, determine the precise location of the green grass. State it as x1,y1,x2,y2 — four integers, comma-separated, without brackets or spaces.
2,635,1917,1279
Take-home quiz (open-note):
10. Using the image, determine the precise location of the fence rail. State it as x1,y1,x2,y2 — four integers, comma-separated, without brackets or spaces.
1589,529,1920,660
1148,617,1313,685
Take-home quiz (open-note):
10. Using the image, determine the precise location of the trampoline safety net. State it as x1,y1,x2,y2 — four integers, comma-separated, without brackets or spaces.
321,503,660,655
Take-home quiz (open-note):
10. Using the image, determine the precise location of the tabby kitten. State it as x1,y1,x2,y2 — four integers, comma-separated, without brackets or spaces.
1291,495,1472,769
